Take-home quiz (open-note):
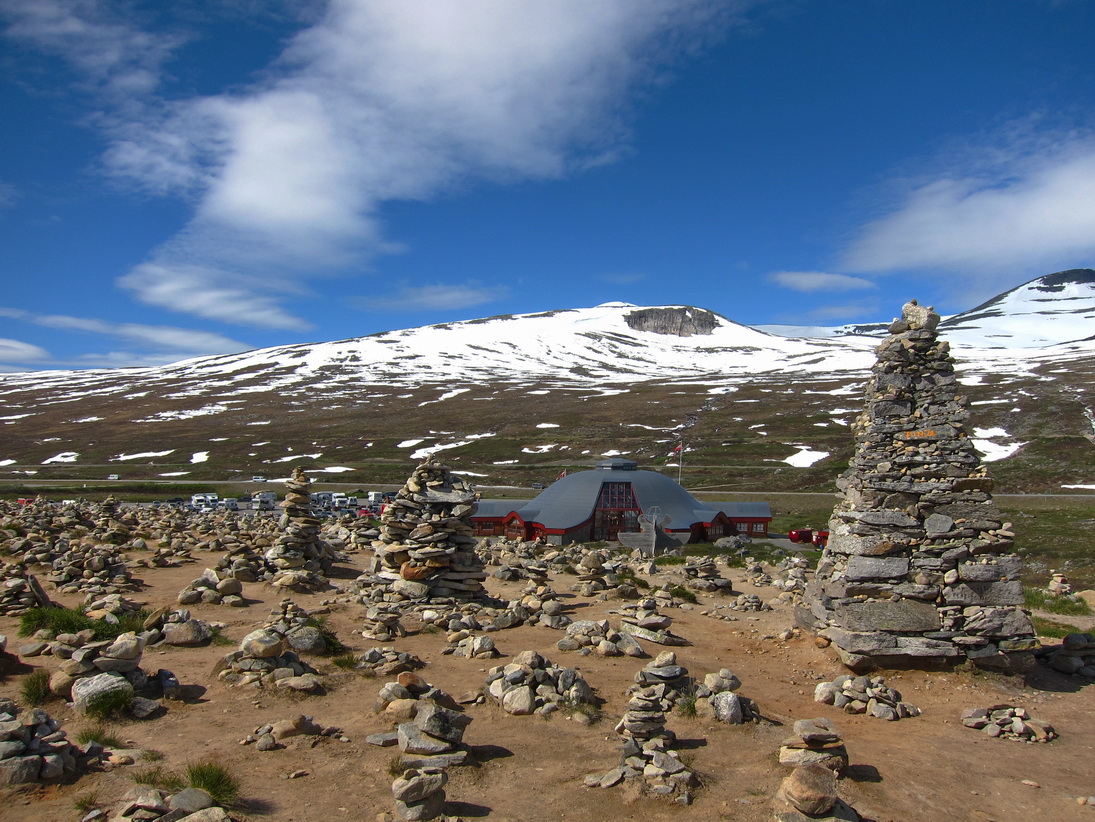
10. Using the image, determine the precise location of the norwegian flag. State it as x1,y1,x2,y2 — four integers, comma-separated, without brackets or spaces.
556,469,567,479
672,443,683,453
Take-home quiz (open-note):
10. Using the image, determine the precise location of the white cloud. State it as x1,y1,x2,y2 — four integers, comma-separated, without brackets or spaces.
842,131,1095,284
769,271,876,292
0,338,50,363
363,282,502,313
0,306,249,366
7,0,748,328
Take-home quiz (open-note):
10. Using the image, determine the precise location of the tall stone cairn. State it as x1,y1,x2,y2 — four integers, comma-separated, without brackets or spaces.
265,467,335,590
367,457,486,602
797,300,1038,672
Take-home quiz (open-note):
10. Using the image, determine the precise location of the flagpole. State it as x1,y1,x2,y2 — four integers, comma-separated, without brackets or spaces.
677,443,683,485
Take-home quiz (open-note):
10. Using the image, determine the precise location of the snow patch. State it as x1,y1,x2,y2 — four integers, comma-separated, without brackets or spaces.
536,423,560,429
42,452,79,464
783,446,829,467
190,451,209,464
112,450,175,461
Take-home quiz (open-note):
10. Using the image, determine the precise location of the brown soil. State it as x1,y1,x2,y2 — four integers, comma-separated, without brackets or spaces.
2,555,1093,822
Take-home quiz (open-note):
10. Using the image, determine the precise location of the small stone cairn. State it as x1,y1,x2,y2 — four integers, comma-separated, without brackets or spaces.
177,568,247,606
357,647,424,677
217,600,325,691
47,541,135,595
799,300,1038,672
584,665,697,803
242,713,346,751
1040,632,1095,677
628,651,691,707
960,704,1058,742
557,618,647,658
143,606,215,647
267,468,336,591
813,674,920,720
778,718,849,774
485,650,596,716
392,767,449,822
96,785,234,822
0,700,84,786
699,669,763,725
0,563,52,615
616,598,689,646
362,457,486,602
680,556,734,593
30,630,149,702
372,673,474,770
775,763,860,822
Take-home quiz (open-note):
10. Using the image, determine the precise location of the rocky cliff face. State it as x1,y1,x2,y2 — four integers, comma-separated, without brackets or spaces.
624,307,719,337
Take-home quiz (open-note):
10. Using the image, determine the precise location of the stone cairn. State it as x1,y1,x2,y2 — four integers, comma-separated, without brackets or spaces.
813,674,920,720
177,568,247,607
1039,632,1095,677
361,457,486,603
484,650,596,717
584,658,697,803
778,717,849,774
798,300,1038,672
0,699,86,787
0,563,52,615
267,468,336,591
371,673,474,770
217,599,325,691
960,705,1058,742
392,767,449,822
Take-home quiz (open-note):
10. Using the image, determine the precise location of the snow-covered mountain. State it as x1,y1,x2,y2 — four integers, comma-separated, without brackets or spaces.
4,271,1094,406
0,270,1092,494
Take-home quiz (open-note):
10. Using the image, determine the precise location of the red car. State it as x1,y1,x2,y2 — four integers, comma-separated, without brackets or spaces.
789,528,829,548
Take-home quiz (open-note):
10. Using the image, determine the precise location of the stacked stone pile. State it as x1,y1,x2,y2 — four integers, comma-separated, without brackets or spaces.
557,618,647,657
1045,572,1072,597
0,564,52,615
799,300,1038,672
82,592,142,623
360,604,408,641
217,600,326,691
361,457,486,602
0,700,84,786
213,542,276,583
628,652,691,706
47,542,135,595
372,674,473,769
392,767,450,822
96,785,235,822
584,676,696,803
696,669,763,725
242,713,346,751
778,718,849,773
177,568,247,607
505,583,570,629
1039,632,1095,677
22,630,149,701
680,556,734,593
357,647,424,677
616,599,689,646
960,705,1058,742
267,468,336,592
813,674,920,720
142,607,215,647
485,650,595,716
770,556,812,594
775,763,860,822
447,633,499,659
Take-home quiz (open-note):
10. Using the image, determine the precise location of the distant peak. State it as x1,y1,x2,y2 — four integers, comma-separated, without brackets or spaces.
596,301,638,308
1035,268,1095,289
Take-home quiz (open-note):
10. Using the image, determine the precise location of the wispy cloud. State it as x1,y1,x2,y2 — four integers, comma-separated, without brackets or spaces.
5,0,748,328
0,338,50,363
841,125,1095,297
360,282,503,313
0,306,249,365
769,271,876,292
598,271,648,286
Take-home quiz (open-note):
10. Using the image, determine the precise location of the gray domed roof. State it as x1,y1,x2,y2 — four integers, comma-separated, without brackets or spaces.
510,459,718,530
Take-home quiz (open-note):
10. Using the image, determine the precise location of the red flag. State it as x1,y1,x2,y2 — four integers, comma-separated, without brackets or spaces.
556,469,567,479
672,443,682,453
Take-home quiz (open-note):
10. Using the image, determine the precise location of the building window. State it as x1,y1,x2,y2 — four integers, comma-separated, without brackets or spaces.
751,522,765,534
592,482,641,541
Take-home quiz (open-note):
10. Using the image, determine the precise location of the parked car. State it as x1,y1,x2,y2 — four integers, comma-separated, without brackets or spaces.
788,528,813,544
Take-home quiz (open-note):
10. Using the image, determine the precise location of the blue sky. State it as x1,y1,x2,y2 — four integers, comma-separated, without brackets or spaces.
2,0,1095,371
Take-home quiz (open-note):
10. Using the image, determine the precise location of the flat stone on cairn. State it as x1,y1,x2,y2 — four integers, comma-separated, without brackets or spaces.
392,767,448,821
798,299,1038,672
778,718,849,774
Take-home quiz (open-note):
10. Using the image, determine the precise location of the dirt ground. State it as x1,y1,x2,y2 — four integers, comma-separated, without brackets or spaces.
1,552,1093,822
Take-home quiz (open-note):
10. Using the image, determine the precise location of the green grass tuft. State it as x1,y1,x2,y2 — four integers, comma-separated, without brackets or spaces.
19,605,150,641
72,791,101,815
331,652,359,670
83,688,134,720
1024,587,1093,616
667,585,698,604
131,765,184,792
74,724,125,748
676,692,698,719
184,759,240,807
1031,616,1088,639
20,669,52,706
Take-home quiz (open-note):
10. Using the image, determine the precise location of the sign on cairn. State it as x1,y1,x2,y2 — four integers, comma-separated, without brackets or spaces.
366,457,487,602
797,300,1038,673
